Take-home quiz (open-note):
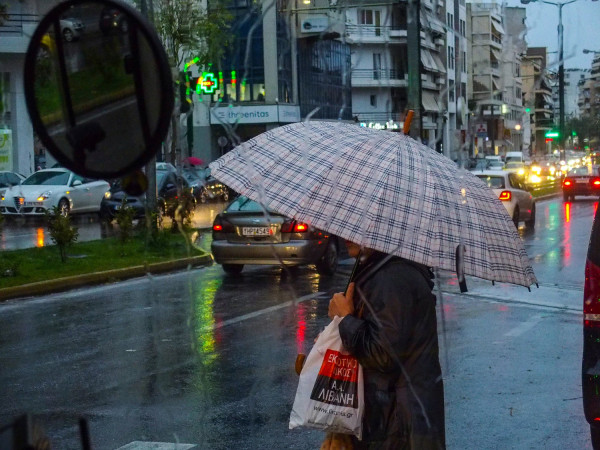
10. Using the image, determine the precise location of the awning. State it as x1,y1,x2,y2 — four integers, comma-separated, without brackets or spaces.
491,19,504,35
432,52,446,73
421,49,437,72
490,48,502,61
492,78,501,92
422,91,440,112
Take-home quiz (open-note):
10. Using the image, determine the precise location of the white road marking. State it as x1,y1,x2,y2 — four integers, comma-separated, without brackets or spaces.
116,442,195,450
200,291,328,332
504,313,545,337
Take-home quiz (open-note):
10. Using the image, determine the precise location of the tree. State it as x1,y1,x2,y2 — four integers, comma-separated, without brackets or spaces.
149,0,233,164
567,115,600,149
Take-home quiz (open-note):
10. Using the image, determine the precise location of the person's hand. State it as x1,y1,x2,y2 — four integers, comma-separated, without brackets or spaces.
320,432,353,450
328,282,355,319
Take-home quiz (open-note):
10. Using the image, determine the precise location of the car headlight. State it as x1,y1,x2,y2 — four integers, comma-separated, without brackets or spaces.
104,191,111,199
37,191,52,201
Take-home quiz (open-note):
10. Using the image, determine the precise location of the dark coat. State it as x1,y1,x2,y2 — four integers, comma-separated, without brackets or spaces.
338,252,445,450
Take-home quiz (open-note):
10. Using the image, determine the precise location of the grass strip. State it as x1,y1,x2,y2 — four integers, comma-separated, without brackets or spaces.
0,230,208,290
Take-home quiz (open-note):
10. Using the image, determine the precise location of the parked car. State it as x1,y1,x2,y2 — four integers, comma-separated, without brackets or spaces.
100,168,192,222
0,168,109,217
59,17,85,42
211,196,339,275
475,170,536,228
0,171,25,197
583,200,600,448
562,166,600,202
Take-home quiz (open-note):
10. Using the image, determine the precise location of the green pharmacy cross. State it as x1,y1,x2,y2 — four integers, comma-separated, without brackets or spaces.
198,72,218,94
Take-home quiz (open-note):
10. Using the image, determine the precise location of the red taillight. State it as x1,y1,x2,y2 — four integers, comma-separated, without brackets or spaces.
593,179,600,187
584,260,600,328
281,220,309,233
563,179,572,187
498,190,511,201
294,222,308,232
212,217,234,233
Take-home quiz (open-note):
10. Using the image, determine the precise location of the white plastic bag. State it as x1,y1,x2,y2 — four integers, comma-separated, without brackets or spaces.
289,316,364,439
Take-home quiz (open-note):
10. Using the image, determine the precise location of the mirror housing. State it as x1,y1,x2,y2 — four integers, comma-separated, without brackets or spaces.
23,0,174,180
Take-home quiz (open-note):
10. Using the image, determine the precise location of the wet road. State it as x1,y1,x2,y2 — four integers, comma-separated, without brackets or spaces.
0,196,596,449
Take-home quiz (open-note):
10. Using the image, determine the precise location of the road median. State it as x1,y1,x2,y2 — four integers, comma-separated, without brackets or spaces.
0,254,213,302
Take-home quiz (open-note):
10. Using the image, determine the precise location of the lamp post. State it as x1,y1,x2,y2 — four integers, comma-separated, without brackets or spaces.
520,0,597,159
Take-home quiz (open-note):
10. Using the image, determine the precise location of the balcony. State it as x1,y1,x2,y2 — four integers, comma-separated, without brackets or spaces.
351,69,407,88
353,111,404,123
0,14,41,54
345,24,406,43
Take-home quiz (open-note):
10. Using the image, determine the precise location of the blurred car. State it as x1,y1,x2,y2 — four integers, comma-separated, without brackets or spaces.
99,6,128,34
562,166,600,202
475,170,536,228
504,161,527,177
0,171,25,197
100,168,192,221
60,17,85,42
211,196,339,275
583,201,600,448
0,168,109,217
487,160,505,170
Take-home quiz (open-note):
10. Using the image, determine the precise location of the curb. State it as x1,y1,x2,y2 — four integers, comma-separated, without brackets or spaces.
0,254,214,302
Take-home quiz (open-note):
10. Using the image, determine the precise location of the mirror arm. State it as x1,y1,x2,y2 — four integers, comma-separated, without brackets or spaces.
51,18,77,128
129,26,152,149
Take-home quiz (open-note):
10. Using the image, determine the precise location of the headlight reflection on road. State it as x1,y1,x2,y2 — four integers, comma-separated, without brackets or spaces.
36,227,45,247
193,278,221,367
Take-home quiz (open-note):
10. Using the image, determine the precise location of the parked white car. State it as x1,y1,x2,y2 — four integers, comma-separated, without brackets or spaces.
60,17,85,42
474,169,536,229
0,168,109,217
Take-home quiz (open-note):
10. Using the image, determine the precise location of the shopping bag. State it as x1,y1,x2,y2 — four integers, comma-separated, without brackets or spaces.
289,316,364,439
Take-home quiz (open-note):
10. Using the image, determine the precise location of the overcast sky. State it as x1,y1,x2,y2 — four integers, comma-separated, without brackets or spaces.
504,0,600,70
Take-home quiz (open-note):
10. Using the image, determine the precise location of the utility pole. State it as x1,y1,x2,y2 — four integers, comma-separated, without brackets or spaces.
407,0,422,141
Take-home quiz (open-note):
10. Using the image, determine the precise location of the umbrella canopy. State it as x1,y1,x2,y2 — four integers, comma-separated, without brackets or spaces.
183,156,204,166
209,121,536,288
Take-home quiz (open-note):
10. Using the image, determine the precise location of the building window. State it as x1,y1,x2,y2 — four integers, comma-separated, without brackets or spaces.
447,46,455,70
449,80,455,102
370,94,377,107
459,19,466,37
462,51,467,73
373,53,381,80
515,63,520,77
447,12,454,29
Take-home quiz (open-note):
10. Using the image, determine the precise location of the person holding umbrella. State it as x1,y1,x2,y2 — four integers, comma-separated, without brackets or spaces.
327,240,445,449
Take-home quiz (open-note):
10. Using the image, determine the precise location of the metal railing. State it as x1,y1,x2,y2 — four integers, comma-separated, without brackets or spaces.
0,13,41,35
353,112,404,122
345,24,405,39
351,68,406,81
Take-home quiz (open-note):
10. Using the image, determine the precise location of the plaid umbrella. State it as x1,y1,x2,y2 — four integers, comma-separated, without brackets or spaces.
209,121,537,288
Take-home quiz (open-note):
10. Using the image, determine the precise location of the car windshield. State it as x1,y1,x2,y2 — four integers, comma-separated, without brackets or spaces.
226,195,276,213
569,166,594,176
22,170,70,186
476,175,506,189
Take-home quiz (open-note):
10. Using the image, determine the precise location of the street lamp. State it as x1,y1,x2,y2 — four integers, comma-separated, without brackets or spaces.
520,0,598,159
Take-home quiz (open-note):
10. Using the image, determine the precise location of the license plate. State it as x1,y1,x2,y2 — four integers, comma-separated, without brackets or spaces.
576,179,588,184
25,201,44,206
242,226,270,236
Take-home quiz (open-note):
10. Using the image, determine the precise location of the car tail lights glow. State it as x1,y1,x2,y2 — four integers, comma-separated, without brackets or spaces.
498,191,511,201
593,179,600,187
281,220,309,233
212,216,234,233
584,260,600,328
563,179,573,187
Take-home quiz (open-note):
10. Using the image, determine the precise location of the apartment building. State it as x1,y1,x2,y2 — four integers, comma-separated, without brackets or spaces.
467,1,507,157
0,1,56,175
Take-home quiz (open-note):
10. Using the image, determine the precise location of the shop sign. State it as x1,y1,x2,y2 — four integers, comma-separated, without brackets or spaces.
359,121,400,131
0,129,12,171
210,105,300,125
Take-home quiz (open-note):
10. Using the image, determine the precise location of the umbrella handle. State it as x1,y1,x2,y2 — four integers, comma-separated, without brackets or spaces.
403,110,414,135
345,250,362,295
